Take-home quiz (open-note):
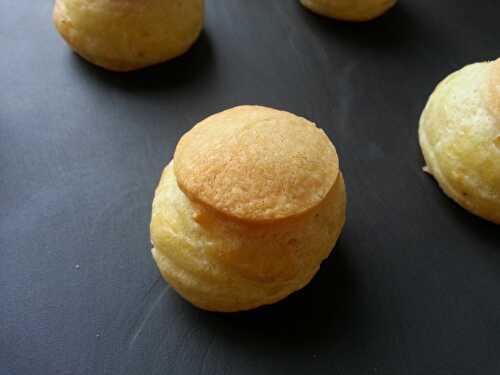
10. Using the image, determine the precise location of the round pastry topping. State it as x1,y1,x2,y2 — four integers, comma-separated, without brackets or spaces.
174,106,340,222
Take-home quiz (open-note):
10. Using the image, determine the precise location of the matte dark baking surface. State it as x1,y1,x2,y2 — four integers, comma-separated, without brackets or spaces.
1,1,499,374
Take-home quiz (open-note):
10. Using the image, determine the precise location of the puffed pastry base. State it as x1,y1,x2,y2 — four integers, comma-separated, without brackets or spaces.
151,164,346,312
151,106,346,312
419,59,500,224
53,0,204,71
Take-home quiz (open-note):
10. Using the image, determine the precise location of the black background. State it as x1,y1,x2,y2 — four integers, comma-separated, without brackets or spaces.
1,1,499,374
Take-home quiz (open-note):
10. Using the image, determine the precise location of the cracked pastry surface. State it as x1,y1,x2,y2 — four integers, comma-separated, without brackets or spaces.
419,59,500,224
150,106,346,312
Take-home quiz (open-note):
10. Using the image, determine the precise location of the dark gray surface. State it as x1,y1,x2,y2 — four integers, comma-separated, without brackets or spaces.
1,1,500,374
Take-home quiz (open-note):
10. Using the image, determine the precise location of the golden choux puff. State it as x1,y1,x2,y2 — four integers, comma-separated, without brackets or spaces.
53,0,204,71
300,0,397,21
150,106,347,312
419,59,500,224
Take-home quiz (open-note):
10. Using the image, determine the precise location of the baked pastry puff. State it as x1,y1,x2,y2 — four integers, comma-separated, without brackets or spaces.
53,0,204,72
300,0,397,22
419,59,500,224
150,106,346,312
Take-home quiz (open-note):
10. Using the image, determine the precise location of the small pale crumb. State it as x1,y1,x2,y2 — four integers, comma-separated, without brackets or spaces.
96,333,101,338
422,165,431,174
75,264,80,270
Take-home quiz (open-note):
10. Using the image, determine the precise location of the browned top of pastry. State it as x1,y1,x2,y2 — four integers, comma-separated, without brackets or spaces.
174,105,340,223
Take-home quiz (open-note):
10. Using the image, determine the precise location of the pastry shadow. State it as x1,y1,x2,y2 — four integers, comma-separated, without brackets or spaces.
437,189,499,247
68,31,215,93
420,170,499,247
454,213,499,248
300,2,420,50
184,236,361,350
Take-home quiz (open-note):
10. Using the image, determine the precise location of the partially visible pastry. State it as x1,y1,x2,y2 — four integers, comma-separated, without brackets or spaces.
53,0,204,72
419,59,500,224
150,106,347,312
300,0,397,22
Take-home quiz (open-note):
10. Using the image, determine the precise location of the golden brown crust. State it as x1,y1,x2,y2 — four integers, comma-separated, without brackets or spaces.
173,106,340,223
53,0,204,72
151,106,346,311
150,163,346,312
300,0,397,22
